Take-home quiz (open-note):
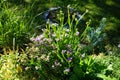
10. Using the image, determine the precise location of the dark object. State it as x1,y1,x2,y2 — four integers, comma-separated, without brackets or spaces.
0,45,3,54
43,6,81,28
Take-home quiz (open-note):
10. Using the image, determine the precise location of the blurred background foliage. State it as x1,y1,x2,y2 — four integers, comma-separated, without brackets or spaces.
1,0,120,46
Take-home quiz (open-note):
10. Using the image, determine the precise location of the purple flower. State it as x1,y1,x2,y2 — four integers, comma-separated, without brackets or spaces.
67,57,73,62
54,61,57,65
35,37,41,42
67,50,72,54
30,34,44,43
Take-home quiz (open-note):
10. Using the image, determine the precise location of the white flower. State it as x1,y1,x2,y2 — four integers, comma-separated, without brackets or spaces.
75,31,79,36
51,23,58,26
52,65,55,69
107,64,113,70
66,29,70,32
35,66,39,70
25,67,30,71
63,68,70,74
118,44,120,48
52,33,56,37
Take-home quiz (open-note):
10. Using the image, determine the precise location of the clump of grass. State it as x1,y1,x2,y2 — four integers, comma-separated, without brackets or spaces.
0,1,34,49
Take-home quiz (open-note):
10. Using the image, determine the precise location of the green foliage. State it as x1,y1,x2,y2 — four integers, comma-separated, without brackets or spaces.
23,8,82,79
0,1,33,49
1,51,119,80
78,17,107,54
83,18,107,53
86,18,106,46
21,8,110,80
0,1,120,80
0,51,21,80
71,56,96,80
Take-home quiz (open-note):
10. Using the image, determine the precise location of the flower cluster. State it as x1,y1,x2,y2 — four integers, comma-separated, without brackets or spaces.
25,8,88,79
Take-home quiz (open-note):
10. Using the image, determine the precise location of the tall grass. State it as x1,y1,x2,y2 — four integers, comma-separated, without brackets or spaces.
0,1,34,49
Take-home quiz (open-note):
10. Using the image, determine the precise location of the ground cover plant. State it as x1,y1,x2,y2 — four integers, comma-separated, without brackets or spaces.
0,0,120,80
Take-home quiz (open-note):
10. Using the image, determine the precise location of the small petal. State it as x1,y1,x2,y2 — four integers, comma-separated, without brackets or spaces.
67,57,73,62
25,67,30,71
62,50,66,53
52,33,56,37
82,53,85,58
118,44,120,48
67,50,72,54
64,68,70,74
66,29,70,32
75,31,79,36
35,66,39,70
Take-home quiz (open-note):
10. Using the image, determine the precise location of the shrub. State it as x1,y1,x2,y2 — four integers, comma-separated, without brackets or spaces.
22,6,109,79
0,50,21,80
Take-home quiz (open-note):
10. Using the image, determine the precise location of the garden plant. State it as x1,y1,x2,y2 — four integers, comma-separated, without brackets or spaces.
0,0,120,80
